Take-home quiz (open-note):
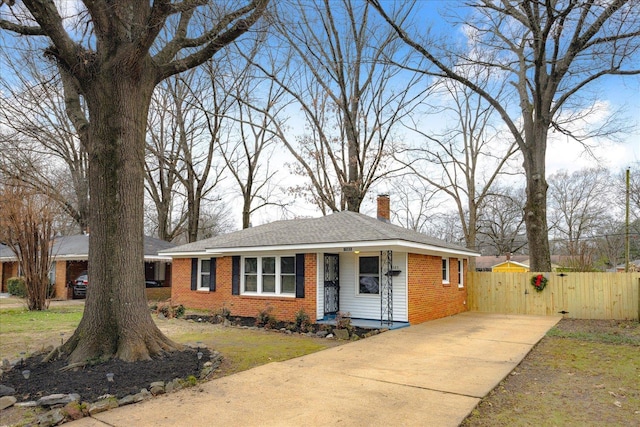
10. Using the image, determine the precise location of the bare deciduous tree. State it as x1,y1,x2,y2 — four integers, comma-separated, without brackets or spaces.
144,76,189,242
0,181,58,310
145,68,230,243
594,217,627,270
394,65,518,264
1,0,268,363
219,51,290,229
0,43,89,233
371,0,640,271
476,185,527,256
388,177,439,233
548,168,612,271
252,0,423,213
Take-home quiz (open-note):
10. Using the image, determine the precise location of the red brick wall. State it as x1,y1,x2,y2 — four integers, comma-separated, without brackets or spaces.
407,254,468,324
54,261,68,299
171,254,317,322
1,262,18,293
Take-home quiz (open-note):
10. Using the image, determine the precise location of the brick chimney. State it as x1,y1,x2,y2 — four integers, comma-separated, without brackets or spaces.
377,194,390,223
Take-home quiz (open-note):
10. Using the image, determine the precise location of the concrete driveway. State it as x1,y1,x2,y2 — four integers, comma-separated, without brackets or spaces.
71,312,561,427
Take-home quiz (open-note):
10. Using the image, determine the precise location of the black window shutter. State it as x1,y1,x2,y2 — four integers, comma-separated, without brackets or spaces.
209,257,216,292
295,253,305,298
232,256,240,295
190,258,198,291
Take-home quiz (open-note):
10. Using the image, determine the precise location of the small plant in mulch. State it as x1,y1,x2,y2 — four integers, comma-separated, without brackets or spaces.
152,299,185,318
255,306,278,329
63,401,89,421
334,311,354,332
294,308,312,332
214,306,231,321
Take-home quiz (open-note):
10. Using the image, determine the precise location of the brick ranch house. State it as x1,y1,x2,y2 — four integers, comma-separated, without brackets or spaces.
163,196,479,326
0,234,174,298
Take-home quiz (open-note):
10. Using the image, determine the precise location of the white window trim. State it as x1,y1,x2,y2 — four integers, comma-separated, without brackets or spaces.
197,258,210,290
442,257,450,284
241,255,296,297
458,259,464,288
356,254,380,296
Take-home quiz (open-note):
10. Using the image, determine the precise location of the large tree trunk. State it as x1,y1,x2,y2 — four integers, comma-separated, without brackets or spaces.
522,124,552,272
63,72,181,363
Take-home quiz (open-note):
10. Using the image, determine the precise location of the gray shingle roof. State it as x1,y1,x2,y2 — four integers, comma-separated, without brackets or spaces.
52,234,175,257
0,244,12,259
51,234,88,256
164,211,476,255
1,235,175,260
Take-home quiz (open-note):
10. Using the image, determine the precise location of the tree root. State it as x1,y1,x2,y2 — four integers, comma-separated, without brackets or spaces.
42,345,61,363
58,361,88,372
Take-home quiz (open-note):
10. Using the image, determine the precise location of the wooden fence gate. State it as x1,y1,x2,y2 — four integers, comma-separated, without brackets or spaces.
467,272,640,320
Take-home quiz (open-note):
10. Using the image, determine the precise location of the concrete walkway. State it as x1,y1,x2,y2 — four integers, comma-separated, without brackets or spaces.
70,312,561,427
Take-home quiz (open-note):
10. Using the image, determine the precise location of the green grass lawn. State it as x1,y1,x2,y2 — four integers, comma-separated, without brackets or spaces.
463,320,640,426
0,305,84,360
169,326,334,374
0,302,338,371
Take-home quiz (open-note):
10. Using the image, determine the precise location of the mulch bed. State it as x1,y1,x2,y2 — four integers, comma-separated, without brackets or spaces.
1,315,382,406
2,348,209,403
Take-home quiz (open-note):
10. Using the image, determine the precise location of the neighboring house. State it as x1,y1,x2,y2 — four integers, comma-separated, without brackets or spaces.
475,255,531,272
0,235,175,298
491,260,530,273
163,195,479,326
475,254,569,272
615,259,640,272
0,244,19,294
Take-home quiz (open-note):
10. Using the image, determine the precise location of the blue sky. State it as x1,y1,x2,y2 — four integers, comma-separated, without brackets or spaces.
397,0,640,173
2,1,638,230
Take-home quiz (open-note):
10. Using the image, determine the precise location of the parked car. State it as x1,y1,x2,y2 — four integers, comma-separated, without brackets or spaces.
73,271,88,299
145,280,162,288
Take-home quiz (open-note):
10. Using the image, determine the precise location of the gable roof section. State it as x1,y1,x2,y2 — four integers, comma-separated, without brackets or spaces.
52,234,175,260
0,244,13,261
163,211,478,258
475,255,530,270
491,260,530,269
0,235,175,261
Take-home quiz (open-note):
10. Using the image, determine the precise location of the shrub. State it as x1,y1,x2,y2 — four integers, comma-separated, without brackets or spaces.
294,308,312,332
335,311,354,332
7,277,27,298
173,304,185,318
215,306,231,320
255,306,277,329
154,300,185,319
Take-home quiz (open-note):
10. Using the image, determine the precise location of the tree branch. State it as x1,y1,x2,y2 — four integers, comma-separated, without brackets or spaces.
0,19,44,35
58,66,89,146
21,0,80,68
155,0,269,82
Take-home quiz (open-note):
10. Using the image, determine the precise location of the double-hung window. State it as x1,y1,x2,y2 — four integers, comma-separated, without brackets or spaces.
281,256,296,294
244,258,258,292
442,258,450,284
243,255,296,296
262,257,276,293
458,259,464,288
358,255,379,295
198,259,211,289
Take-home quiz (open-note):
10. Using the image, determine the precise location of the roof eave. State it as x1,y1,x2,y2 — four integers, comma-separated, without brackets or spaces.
164,240,479,258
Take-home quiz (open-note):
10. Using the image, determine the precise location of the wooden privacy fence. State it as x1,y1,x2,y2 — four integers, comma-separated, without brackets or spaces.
467,272,640,320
